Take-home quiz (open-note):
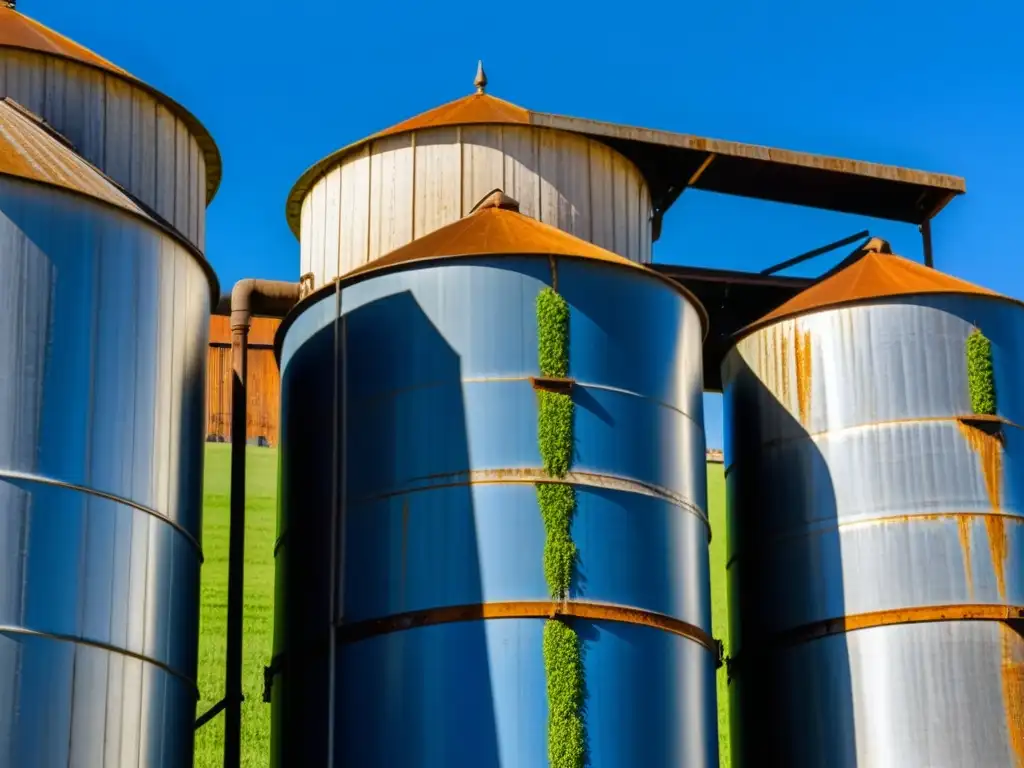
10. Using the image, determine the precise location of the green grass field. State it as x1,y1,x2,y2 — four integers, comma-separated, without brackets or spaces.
707,463,731,768
194,444,279,768
192,448,731,767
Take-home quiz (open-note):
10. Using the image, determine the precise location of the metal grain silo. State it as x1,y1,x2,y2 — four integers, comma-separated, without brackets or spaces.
722,241,1024,767
0,2,219,252
270,191,718,766
285,64,654,289
0,51,217,768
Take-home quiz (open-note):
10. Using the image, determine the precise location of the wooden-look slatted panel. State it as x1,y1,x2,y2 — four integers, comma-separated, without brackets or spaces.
0,50,207,251
206,316,283,446
300,124,652,287
208,315,280,346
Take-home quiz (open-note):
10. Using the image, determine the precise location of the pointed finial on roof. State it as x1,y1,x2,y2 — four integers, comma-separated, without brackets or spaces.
470,189,520,214
862,236,892,254
474,61,487,94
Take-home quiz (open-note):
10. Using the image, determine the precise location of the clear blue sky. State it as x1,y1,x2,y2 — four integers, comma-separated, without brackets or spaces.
32,0,1024,448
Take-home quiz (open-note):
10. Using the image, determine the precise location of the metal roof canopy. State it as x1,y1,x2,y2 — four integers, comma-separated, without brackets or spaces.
537,111,966,234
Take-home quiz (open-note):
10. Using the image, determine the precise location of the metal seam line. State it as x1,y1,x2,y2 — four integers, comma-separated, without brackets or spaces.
0,468,204,560
273,469,709,555
0,624,198,691
729,603,1024,668
723,414,1024,477
345,375,701,424
333,601,719,654
354,468,706,518
726,509,1024,569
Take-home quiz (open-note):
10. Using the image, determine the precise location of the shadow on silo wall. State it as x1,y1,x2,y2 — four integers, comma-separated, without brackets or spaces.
272,288,499,766
338,288,499,766
725,353,855,768
271,305,336,766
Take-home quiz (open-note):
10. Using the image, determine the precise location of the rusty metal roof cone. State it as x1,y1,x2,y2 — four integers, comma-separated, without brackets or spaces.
739,246,1019,337
469,189,520,214
474,60,487,93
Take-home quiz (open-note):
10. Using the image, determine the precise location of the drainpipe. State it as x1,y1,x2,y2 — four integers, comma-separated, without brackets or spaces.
223,279,301,768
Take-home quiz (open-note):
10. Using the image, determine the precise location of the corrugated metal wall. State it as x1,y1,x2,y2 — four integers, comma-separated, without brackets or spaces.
206,316,281,446
299,125,652,287
0,49,209,251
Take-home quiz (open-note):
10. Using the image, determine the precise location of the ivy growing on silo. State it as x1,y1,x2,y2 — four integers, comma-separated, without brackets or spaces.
543,619,586,768
535,283,585,768
966,328,997,416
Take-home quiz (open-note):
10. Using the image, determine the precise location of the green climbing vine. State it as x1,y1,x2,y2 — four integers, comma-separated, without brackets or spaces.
966,328,997,415
535,284,585,768
543,619,586,768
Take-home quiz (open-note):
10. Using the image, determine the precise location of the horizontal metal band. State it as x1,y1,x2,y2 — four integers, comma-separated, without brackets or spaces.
275,470,709,555
0,624,198,693
337,600,721,657
724,414,1024,476
344,375,700,424
354,468,708,526
729,603,1024,675
0,469,203,560
726,509,1024,569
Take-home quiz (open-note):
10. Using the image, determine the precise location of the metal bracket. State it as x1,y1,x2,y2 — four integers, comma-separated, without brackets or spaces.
299,272,315,300
263,655,287,703
529,376,574,395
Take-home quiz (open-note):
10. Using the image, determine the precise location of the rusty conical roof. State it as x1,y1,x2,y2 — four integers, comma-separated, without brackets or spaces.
341,191,707,331
0,5,221,202
746,249,1014,334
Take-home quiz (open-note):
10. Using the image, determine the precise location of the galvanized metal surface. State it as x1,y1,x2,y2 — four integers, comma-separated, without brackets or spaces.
722,295,1024,767
273,255,715,766
297,124,652,286
0,176,212,766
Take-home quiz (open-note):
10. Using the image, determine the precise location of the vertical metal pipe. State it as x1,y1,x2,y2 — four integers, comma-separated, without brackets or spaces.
225,317,249,768
921,218,934,268
224,278,300,768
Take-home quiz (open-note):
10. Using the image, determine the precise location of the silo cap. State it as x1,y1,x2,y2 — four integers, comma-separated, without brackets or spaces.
739,246,1017,336
0,4,221,202
334,188,708,332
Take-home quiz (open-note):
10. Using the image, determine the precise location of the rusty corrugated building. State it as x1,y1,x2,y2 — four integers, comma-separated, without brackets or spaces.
207,315,282,446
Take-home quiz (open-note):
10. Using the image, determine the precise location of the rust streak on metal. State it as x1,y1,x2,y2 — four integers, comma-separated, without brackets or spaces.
988,516,1010,601
1001,624,1024,767
779,327,791,405
794,326,812,426
336,600,718,654
958,514,975,598
958,419,1007,598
